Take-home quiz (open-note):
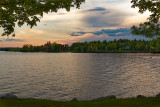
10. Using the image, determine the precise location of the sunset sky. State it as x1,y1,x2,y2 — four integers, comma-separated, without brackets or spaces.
0,0,151,47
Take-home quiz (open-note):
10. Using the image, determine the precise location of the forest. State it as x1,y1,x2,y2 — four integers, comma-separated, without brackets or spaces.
2,39,160,53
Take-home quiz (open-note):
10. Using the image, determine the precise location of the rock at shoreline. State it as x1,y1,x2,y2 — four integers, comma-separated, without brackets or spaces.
0,93,18,99
71,98,79,101
156,93,160,97
137,95,146,98
93,95,116,100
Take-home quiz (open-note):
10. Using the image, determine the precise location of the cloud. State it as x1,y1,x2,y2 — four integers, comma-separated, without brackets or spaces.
0,38,24,42
52,33,110,45
27,29,45,35
71,32,88,36
53,33,150,45
93,28,131,36
5,38,24,42
85,16,119,27
87,7,107,12
82,7,129,28
71,28,132,37
53,28,151,45
73,33,150,43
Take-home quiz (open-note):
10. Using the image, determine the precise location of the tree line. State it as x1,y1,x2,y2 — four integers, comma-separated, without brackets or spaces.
2,39,160,53
69,39,159,53
21,41,69,52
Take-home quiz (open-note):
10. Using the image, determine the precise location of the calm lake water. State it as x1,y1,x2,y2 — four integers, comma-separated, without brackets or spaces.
0,52,160,101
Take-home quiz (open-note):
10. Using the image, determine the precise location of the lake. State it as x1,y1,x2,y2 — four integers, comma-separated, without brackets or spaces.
0,52,160,101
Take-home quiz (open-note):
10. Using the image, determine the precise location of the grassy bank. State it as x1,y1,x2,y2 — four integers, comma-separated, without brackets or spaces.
1,97,160,107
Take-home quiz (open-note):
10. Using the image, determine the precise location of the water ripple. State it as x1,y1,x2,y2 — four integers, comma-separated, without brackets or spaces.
0,52,160,100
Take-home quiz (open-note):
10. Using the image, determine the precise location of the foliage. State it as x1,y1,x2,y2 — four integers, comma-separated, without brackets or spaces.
0,0,160,38
0,47,20,51
4,39,160,53
0,0,85,36
70,39,154,53
21,41,69,52
131,0,160,37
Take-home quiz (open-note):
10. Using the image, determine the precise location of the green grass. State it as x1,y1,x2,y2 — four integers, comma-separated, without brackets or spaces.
1,97,160,107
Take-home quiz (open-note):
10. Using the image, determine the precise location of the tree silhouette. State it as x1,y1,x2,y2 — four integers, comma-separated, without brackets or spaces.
18,39,160,53
131,0,160,38
2,0,158,38
0,0,85,36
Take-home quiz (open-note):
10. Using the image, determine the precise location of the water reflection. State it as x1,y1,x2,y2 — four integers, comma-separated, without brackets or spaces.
117,54,160,98
0,52,160,101
0,0,85,36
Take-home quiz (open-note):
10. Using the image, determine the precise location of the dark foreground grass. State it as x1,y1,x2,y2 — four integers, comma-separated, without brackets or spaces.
1,97,160,107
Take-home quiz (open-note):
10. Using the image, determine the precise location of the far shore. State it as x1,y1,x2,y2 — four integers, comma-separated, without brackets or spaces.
1,51,160,54
2,39,160,53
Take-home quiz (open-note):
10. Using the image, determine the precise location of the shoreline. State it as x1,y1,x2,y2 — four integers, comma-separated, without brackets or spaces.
1,51,160,54
1,93,160,101
1,96,160,107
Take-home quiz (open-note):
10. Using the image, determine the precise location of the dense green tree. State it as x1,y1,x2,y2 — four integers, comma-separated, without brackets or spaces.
21,41,69,52
1,0,159,39
0,0,85,36
131,0,160,37
69,39,159,53
3,39,160,53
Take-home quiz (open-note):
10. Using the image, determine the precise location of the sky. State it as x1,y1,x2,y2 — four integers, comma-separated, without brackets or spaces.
0,0,151,47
